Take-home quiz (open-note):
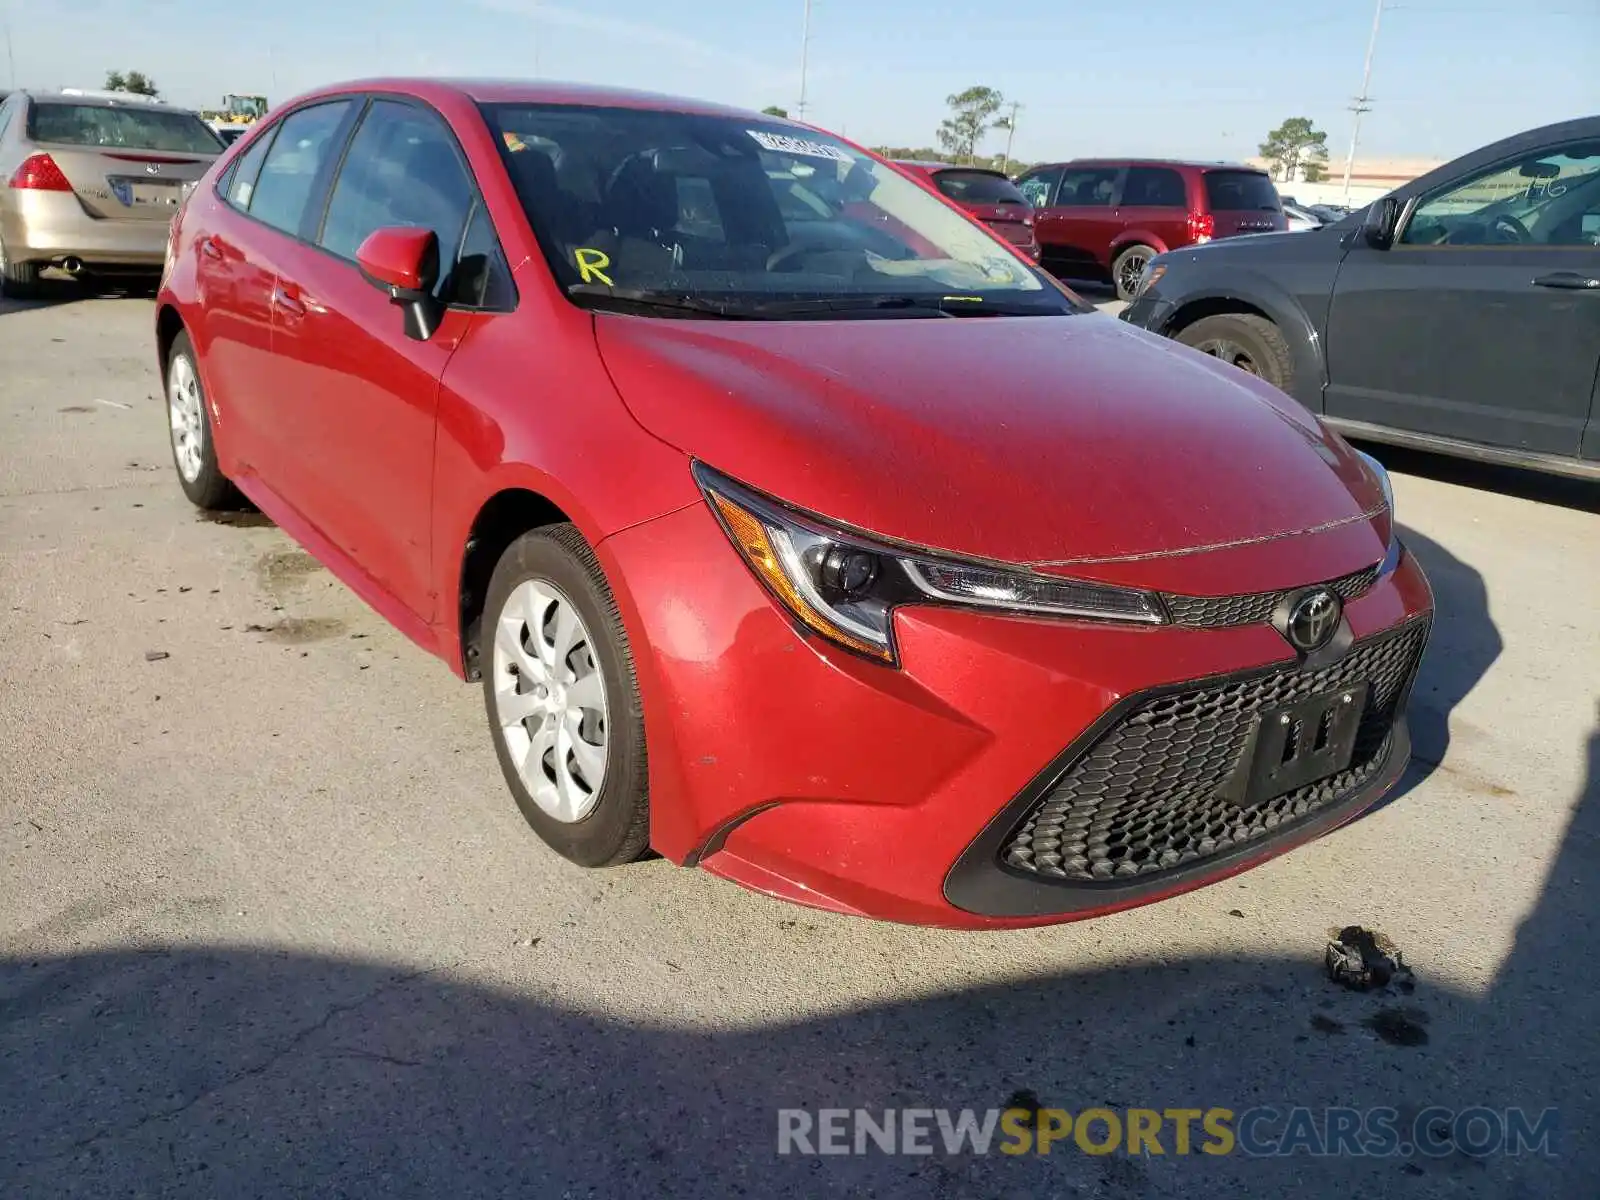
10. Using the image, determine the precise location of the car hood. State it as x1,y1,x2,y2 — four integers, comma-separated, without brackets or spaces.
595,312,1385,576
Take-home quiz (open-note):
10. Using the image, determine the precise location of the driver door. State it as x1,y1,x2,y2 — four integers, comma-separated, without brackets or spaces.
1324,136,1600,456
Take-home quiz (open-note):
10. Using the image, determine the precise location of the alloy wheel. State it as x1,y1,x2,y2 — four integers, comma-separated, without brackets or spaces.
1117,252,1150,297
492,579,610,823
168,355,205,482
1193,339,1261,376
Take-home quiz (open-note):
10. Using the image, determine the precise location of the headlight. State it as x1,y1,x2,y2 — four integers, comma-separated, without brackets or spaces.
695,464,1165,664
1354,449,1401,575
1135,263,1165,298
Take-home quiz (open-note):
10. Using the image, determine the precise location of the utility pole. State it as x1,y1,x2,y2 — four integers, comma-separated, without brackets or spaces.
1340,0,1384,205
796,0,812,119
999,101,1021,174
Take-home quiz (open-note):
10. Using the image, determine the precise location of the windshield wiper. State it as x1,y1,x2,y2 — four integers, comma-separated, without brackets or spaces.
567,284,747,318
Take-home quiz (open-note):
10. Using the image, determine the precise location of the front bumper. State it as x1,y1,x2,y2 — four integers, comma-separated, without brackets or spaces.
1,192,170,268
599,500,1433,929
1119,290,1174,332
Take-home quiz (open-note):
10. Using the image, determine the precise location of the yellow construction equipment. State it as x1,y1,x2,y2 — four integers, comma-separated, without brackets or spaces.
199,94,268,126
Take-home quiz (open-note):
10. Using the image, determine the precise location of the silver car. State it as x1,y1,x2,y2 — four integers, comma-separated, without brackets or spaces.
0,88,222,297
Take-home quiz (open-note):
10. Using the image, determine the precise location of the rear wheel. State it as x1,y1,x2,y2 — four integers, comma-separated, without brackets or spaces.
0,238,41,299
483,524,650,868
166,331,240,509
1175,313,1295,391
1111,244,1156,302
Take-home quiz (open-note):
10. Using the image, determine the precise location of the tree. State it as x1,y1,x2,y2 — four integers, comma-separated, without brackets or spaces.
103,70,160,98
1259,117,1328,182
1302,159,1329,183
936,86,1006,165
761,105,789,119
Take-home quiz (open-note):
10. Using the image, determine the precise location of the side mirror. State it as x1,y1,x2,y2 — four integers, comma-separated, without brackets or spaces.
1361,196,1399,250
356,226,443,341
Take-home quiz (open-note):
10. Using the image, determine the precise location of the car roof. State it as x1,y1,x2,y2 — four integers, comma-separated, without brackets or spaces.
24,88,193,113
894,160,1005,176
287,77,768,121
1024,158,1266,174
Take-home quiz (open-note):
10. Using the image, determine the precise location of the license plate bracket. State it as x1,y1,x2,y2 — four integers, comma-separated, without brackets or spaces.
1223,682,1370,807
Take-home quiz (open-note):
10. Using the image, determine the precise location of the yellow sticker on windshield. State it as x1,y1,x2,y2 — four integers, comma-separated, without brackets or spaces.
574,247,613,286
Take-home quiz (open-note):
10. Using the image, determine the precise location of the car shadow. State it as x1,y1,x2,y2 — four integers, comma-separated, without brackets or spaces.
2,716,1592,1199
1351,441,1599,515
0,273,159,316
1369,525,1503,811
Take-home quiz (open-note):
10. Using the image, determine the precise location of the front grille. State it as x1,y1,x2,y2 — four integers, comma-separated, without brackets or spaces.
1161,563,1379,629
1002,619,1428,885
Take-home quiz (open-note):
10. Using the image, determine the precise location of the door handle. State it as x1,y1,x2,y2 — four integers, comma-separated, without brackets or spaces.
271,285,306,317
1533,271,1600,291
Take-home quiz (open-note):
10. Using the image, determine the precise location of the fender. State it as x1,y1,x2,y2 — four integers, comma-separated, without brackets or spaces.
1109,230,1172,259
1149,267,1328,414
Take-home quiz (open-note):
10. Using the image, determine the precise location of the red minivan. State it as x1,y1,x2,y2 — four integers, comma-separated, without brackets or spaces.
894,161,1040,261
1015,159,1287,300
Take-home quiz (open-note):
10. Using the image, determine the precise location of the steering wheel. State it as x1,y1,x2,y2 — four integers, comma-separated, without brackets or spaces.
1491,213,1532,244
766,243,811,273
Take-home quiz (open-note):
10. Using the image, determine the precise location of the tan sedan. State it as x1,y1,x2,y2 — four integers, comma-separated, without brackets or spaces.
0,88,221,297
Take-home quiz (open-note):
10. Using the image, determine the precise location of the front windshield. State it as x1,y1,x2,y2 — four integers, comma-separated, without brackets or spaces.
482,103,1071,317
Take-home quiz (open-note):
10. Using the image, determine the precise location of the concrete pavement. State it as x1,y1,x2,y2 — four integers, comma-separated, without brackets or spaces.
1,287,1596,1198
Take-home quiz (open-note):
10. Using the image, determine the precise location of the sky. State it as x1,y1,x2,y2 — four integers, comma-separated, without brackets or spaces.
5,0,1597,166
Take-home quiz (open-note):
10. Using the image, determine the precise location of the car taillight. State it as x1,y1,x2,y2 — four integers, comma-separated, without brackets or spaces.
9,153,73,191
1186,211,1214,242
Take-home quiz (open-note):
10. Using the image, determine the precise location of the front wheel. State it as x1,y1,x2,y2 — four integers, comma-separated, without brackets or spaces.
482,524,650,868
1174,313,1295,391
1111,244,1156,302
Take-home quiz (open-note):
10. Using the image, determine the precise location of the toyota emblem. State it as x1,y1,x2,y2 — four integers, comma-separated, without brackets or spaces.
1285,589,1342,653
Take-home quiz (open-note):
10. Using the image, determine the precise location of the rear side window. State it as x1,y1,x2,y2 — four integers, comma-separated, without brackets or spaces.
1122,167,1187,208
1055,167,1121,207
319,99,475,271
223,131,274,209
246,101,351,235
29,103,222,154
933,170,1027,205
1203,170,1280,212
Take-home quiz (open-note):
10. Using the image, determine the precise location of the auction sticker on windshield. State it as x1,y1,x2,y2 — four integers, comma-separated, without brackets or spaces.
747,130,853,162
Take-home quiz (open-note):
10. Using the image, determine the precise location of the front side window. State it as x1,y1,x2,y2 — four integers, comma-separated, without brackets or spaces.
28,102,222,153
246,101,351,235
483,103,1074,319
1015,167,1059,207
1054,167,1121,208
1402,142,1600,248
319,99,475,273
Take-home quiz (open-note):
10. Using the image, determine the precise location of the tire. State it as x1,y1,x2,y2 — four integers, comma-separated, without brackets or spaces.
0,238,41,299
165,331,240,509
1111,244,1157,303
1175,313,1295,391
482,524,650,868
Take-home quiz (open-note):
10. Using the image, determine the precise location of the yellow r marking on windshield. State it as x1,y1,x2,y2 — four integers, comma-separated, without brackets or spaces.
575,248,613,286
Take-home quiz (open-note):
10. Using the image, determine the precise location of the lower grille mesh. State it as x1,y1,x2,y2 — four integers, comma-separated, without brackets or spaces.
1002,620,1428,884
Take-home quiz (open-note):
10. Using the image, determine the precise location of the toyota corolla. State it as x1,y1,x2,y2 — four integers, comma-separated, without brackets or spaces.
154,79,1433,928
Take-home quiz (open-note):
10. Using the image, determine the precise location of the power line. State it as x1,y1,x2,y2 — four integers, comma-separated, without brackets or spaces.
1340,0,1386,204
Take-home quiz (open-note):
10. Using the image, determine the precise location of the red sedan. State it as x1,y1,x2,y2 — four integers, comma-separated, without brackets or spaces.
893,161,1041,261
155,79,1432,928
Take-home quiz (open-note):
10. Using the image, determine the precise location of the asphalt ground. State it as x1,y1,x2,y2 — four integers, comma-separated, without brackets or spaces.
2,280,1596,1198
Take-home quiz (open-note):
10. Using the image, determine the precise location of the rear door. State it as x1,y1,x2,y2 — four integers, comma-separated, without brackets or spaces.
1030,163,1126,278
1325,137,1600,457
1114,165,1191,250
1200,169,1285,239
203,99,355,497
929,168,1034,250
272,96,501,620
26,100,219,225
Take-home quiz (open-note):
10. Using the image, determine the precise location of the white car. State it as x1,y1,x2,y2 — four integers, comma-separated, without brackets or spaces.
1283,203,1321,232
